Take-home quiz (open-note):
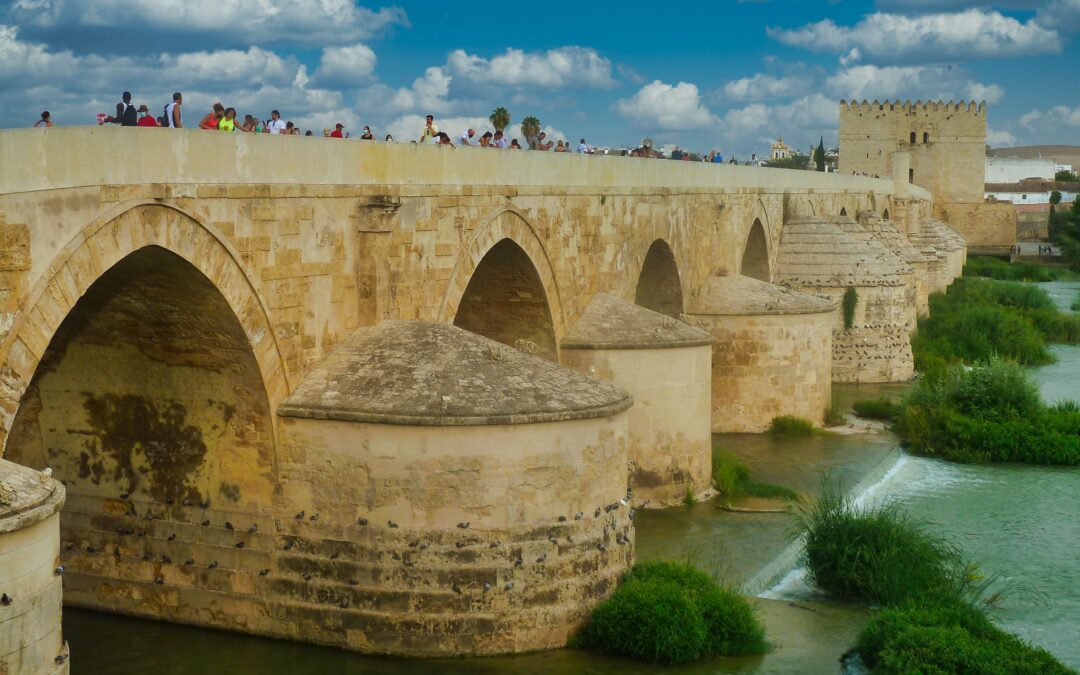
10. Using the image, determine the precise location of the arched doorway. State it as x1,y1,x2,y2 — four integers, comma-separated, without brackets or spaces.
741,220,771,282
453,238,557,360
839,207,848,217
635,239,684,318
882,208,891,221
5,246,277,608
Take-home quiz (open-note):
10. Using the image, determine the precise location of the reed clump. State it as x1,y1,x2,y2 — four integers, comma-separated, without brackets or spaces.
851,397,899,421
963,256,1065,282
768,415,818,436
712,449,798,503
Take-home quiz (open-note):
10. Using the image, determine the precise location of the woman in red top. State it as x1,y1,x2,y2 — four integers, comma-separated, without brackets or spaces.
199,103,225,130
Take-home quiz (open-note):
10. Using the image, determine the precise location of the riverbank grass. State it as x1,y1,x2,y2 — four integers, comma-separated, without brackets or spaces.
895,358,1080,465
768,415,819,436
571,561,767,664
800,489,1075,674
851,397,899,421
963,255,1067,282
712,449,798,504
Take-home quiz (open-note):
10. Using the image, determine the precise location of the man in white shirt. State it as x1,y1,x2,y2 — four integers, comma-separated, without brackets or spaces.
577,138,589,154
266,110,287,135
459,128,476,146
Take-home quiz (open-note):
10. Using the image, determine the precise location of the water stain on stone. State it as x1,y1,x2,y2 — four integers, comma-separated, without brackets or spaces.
82,393,207,503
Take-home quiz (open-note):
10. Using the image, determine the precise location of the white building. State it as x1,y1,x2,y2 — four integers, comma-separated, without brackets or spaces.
985,157,1058,183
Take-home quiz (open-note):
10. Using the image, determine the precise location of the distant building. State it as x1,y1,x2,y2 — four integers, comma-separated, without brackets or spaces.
770,138,793,161
985,157,1058,183
838,99,1015,251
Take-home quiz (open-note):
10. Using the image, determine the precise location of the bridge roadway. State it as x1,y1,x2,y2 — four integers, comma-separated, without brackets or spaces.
0,127,948,664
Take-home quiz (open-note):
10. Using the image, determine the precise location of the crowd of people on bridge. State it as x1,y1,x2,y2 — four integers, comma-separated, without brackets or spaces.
35,90,785,164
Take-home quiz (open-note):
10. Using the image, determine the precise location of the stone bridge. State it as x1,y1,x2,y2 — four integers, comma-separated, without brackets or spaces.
0,127,963,669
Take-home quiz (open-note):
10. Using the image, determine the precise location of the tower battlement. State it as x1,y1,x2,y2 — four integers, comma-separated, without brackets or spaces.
839,99,986,114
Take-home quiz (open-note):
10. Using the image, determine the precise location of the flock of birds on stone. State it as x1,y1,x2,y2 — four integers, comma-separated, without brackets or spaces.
27,485,638,614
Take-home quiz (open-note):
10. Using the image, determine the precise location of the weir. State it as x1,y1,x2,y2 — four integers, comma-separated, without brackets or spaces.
0,127,965,668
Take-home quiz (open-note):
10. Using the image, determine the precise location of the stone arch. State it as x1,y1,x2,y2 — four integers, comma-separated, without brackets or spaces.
741,219,771,282
442,208,562,360
635,239,684,318
0,202,288,458
839,206,849,217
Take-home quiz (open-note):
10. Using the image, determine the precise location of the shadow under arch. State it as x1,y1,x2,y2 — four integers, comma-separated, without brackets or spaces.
441,209,563,360
0,202,288,458
882,208,891,221
635,239,684,318
741,219,771,282
839,206,849,217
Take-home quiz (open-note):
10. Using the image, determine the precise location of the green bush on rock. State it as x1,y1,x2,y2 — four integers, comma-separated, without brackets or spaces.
572,561,767,664
852,397,899,421
769,415,818,436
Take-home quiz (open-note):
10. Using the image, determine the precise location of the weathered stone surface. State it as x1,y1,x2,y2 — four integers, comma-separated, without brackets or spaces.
562,294,712,506
689,273,835,316
278,321,632,425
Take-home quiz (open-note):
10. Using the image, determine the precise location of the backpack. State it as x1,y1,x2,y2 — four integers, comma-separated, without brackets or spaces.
162,104,172,128
120,103,138,126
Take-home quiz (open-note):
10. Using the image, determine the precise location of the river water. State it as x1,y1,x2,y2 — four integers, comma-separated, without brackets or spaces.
63,279,1080,673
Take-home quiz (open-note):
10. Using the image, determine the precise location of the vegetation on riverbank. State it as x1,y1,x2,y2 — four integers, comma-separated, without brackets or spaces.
712,449,798,504
799,489,1074,674
963,255,1066,282
768,415,819,436
851,397,899,421
911,277,1080,373
895,358,1080,465
571,561,767,664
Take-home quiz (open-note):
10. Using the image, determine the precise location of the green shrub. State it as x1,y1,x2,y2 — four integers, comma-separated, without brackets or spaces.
682,487,697,507
912,277,1080,370
769,415,817,436
1072,291,1080,311
842,287,858,330
852,397,898,421
797,488,968,606
823,405,846,426
857,601,1073,675
712,450,798,502
894,359,1080,465
963,256,1064,282
573,561,767,664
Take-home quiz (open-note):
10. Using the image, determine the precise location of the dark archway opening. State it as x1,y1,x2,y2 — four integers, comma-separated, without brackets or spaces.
635,239,684,318
883,208,891,221
910,132,917,144
454,238,557,360
741,220,771,282
923,132,929,144
6,246,276,612
839,207,849,217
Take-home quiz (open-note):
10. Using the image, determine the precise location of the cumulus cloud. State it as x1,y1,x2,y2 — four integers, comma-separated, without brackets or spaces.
1019,104,1080,130
314,44,377,88
615,80,717,130
388,66,454,114
1038,0,1080,32
384,115,494,144
718,94,838,153
768,10,1060,63
7,0,409,51
826,64,1002,103
720,73,808,102
986,127,1017,147
445,46,615,89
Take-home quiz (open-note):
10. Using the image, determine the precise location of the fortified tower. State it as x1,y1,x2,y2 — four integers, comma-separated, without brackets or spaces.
839,100,1014,251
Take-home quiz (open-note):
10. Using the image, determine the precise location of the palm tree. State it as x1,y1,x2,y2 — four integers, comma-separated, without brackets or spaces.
489,107,511,132
520,115,541,143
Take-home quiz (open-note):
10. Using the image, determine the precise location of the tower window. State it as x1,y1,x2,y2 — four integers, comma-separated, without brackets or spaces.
923,132,929,143
909,168,914,183
910,132,917,144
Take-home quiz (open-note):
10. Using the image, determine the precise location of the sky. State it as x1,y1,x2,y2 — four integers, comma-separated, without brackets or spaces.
2,0,1079,157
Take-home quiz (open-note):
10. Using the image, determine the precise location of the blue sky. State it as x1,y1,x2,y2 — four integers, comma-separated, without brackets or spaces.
3,0,1079,157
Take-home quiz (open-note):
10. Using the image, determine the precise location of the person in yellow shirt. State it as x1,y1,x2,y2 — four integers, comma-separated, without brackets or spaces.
419,114,438,143
218,107,237,132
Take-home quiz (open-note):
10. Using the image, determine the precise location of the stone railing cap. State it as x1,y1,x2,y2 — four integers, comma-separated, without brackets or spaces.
560,293,713,350
0,460,65,533
278,321,632,426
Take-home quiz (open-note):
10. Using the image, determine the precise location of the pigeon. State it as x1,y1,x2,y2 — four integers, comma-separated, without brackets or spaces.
452,582,462,595
557,515,567,522
54,565,64,576
284,541,294,550
235,541,245,549
248,524,258,534
55,654,68,665
548,536,559,544
302,572,312,581
85,545,97,554
224,522,234,531
483,582,492,593
536,554,546,564
200,500,211,509
113,547,121,557
154,576,164,585
64,542,74,551
165,497,174,505
120,492,130,500
419,543,429,551
161,555,172,563
594,508,601,518
259,569,270,576
295,511,305,520
504,582,514,592
142,553,151,561
456,522,469,529
201,520,210,527
388,521,399,529
574,512,584,520
514,558,523,568
348,579,359,586
597,543,606,552
145,512,155,521
1,594,11,606
167,534,176,541
339,598,350,609
208,561,218,569
567,536,574,544
330,552,339,560
183,559,194,566
182,498,193,507
489,542,499,549
137,529,146,537
357,517,368,526
309,513,319,522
